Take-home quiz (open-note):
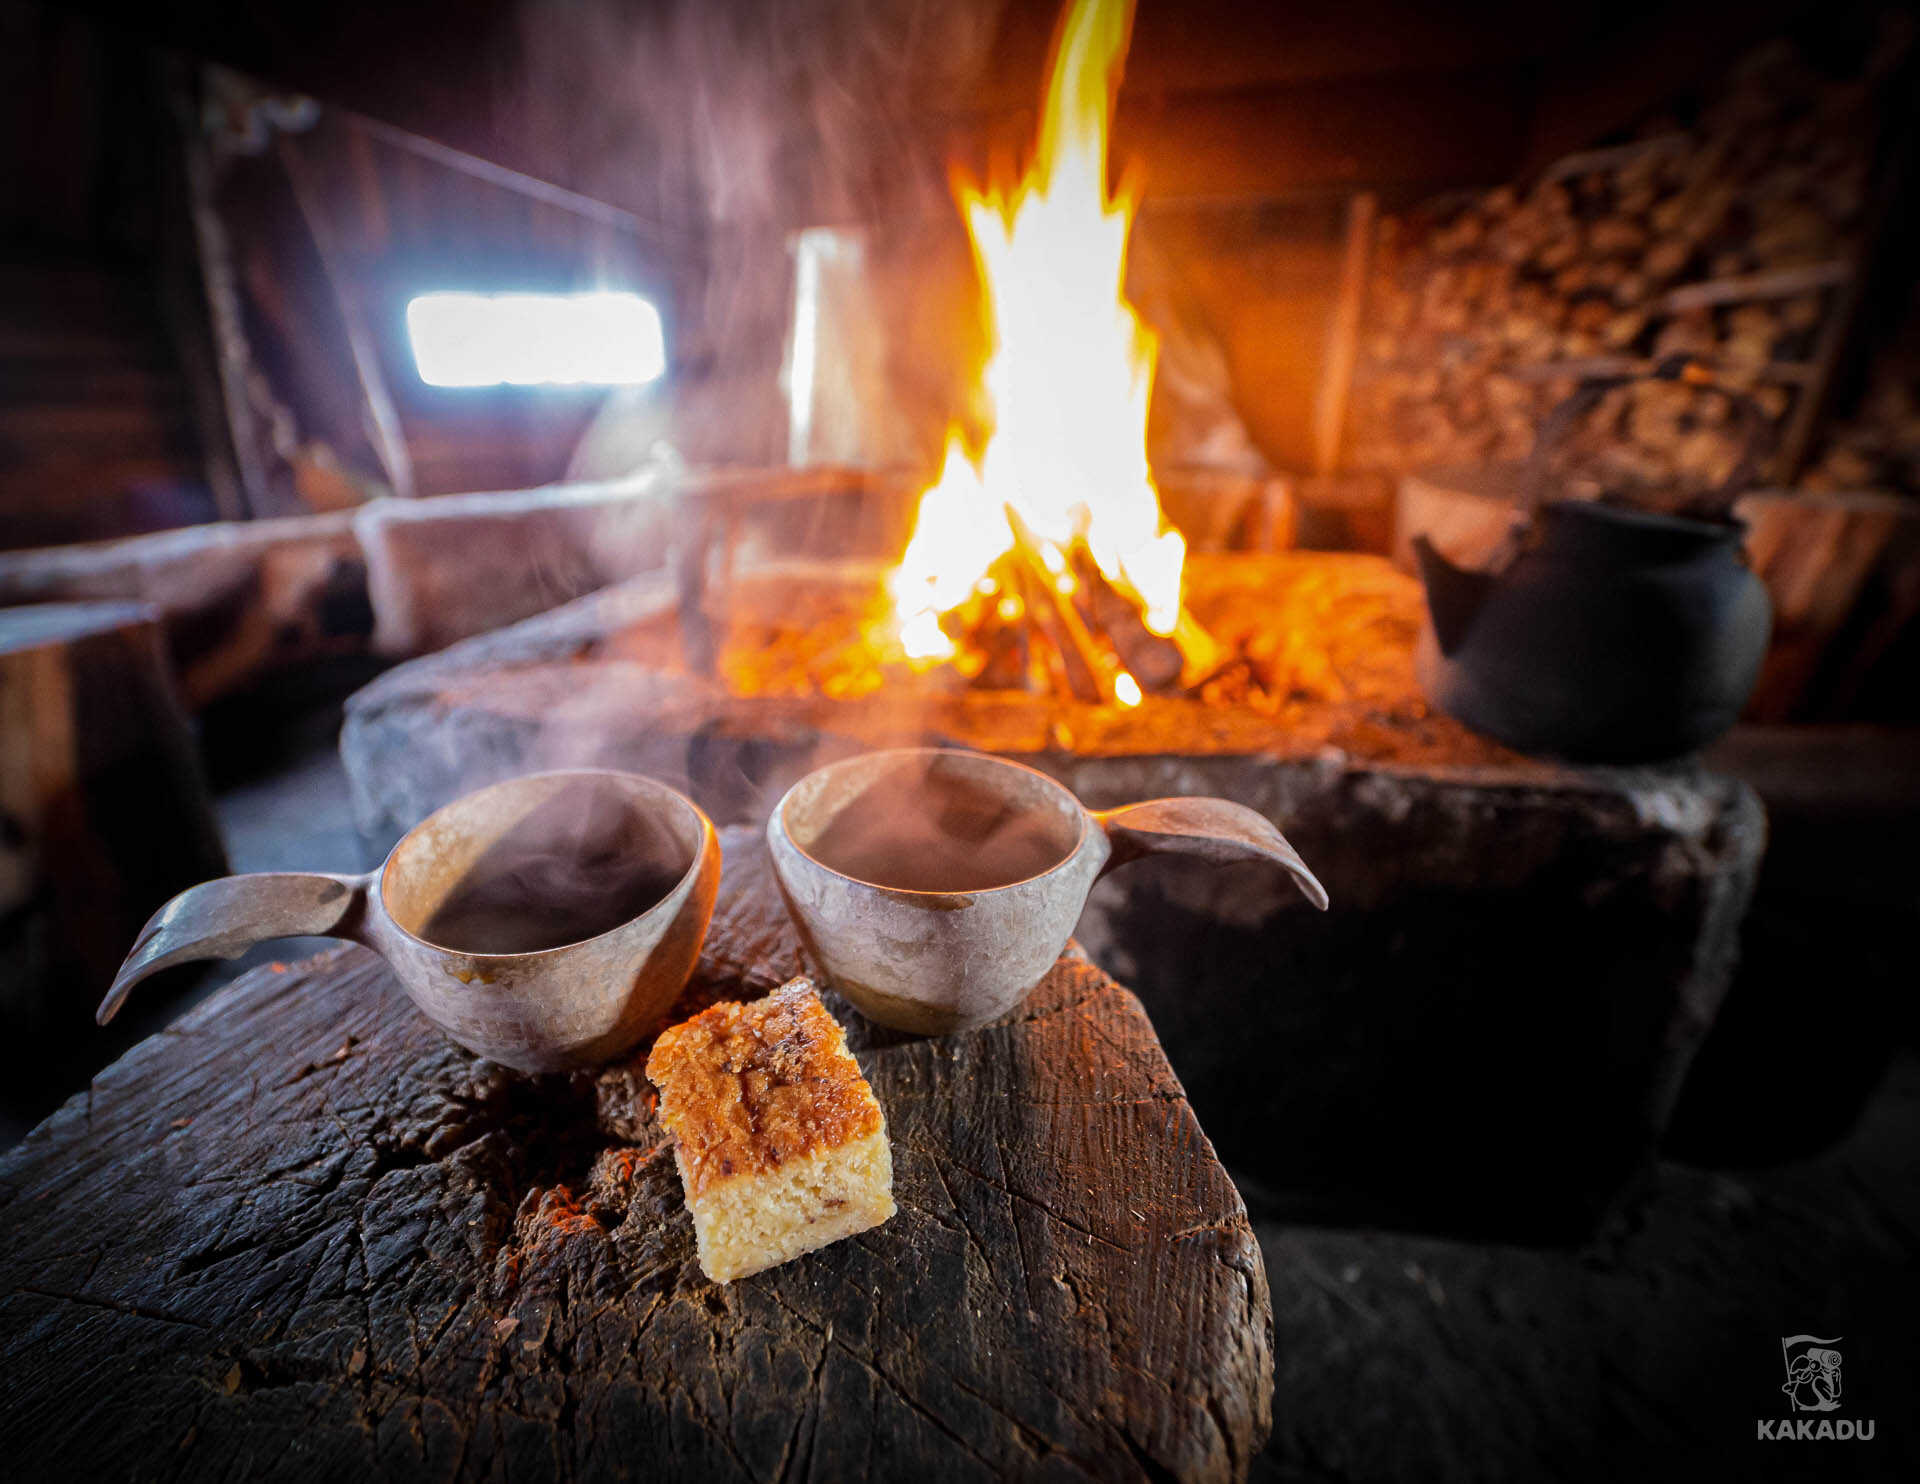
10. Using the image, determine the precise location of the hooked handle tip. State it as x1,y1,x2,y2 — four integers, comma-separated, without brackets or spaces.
98,871,373,1026
1094,797,1328,910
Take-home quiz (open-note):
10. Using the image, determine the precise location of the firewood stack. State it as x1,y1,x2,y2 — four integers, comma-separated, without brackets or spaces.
1347,28,1911,510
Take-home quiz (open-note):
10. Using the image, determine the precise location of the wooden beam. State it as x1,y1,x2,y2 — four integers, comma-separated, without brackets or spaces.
163,56,277,518
1116,71,1534,199
275,130,416,500
1520,0,1820,174
348,110,682,250
940,67,1536,204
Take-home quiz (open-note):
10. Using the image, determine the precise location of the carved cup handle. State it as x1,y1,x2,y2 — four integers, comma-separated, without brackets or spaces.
1091,798,1329,910
97,871,377,1025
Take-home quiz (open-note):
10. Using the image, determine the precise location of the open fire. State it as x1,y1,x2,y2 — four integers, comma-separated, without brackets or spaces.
881,0,1217,707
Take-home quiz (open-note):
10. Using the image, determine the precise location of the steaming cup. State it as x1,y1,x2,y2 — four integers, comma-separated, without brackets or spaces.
97,770,720,1073
767,747,1328,1034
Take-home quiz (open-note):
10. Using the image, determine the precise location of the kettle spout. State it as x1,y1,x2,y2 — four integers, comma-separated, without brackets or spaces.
1411,535,1497,657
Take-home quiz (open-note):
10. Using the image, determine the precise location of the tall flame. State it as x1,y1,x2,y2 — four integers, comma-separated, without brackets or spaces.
888,0,1182,666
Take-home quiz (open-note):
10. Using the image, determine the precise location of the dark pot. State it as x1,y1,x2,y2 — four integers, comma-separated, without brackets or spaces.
1413,500,1772,762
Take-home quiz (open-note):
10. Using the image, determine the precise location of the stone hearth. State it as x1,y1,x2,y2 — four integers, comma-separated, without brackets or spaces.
342,551,1765,1236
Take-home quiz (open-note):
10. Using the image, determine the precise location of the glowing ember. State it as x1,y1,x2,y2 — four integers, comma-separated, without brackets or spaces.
887,0,1184,679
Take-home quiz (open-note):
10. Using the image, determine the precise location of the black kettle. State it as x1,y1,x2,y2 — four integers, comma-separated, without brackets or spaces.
1412,362,1773,763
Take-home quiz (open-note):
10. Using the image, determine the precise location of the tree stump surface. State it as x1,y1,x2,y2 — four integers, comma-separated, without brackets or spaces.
0,829,1272,1482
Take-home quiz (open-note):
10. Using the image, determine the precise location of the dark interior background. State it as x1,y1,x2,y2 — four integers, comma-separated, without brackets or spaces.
8,0,1902,538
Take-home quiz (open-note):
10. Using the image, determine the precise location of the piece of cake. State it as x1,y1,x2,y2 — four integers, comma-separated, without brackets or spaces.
645,977,894,1282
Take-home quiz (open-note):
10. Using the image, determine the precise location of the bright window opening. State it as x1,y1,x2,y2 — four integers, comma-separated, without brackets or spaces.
406,291,666,387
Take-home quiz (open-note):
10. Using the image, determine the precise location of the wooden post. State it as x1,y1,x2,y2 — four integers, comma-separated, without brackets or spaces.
1770,53,1920,483
1312,190,1377,477
0,603,227,1054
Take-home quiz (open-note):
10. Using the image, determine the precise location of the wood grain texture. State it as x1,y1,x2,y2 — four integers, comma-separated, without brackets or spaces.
0,829,1272,1482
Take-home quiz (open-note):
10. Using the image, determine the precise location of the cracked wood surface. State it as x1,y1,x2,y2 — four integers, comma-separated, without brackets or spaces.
0,828,1271,1482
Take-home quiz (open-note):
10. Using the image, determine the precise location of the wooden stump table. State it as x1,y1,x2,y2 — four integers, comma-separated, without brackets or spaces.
0,829,1273,1482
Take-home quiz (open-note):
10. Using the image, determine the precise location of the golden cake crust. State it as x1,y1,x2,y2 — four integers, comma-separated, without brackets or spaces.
645,979,883,1200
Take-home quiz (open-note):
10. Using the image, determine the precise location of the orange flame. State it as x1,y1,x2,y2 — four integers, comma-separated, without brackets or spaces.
888,0,1181,666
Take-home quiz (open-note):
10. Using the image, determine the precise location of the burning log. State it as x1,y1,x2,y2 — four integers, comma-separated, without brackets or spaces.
1002,507,1118,706
959,562,1036,693
909,504,1234,708
1066,544,1185,692
1167,606,1229,689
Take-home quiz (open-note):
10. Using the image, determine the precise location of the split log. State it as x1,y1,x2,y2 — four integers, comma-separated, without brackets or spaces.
962,554,1037,693
0,829,1275,1482
1656,260,1851,314
1071,547,1186,692
358,467,920,660
356,478,680,657
0,602,227,1054
1010,557,1099,704
996,508,1225,703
